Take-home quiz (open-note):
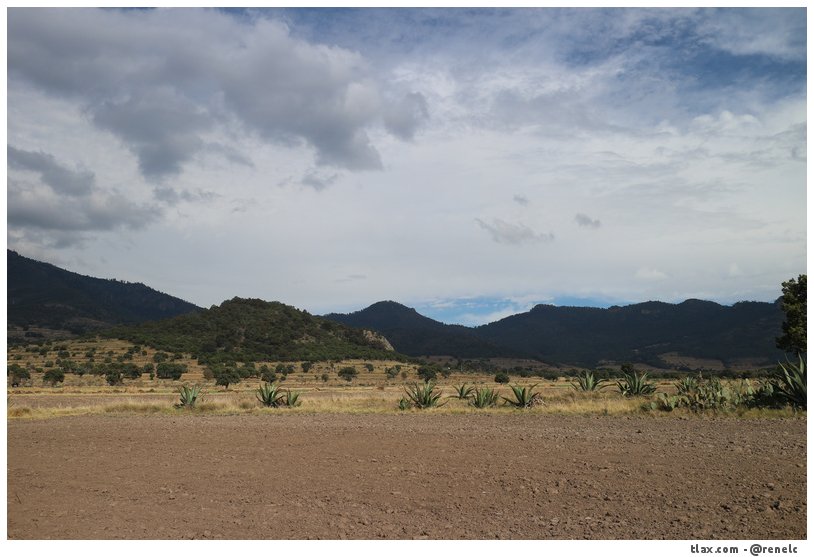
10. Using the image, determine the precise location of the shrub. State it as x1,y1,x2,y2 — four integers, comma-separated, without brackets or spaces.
417,366,437,383
106,370,123,386
43,368,65,386
494,371,510,384
502,384,543,408
321,373,329,382
364,363,374,372
240,362,257,378
301,361,314,373
338,366,358,382
571,370,608,391
176,385,203,408
153,352,169,363
260,367,278,383
402,382,445,409
385,367,399,380
450,383,475,400
616,370,656,397
469,387,499,408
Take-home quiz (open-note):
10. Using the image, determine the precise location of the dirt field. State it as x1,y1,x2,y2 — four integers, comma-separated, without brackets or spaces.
7,413,806,540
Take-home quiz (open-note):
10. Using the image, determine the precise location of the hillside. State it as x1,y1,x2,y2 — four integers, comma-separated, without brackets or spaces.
324,301,514,358
476,299,784,368
110,297,403,364
7,249,200,334
326,299,785,369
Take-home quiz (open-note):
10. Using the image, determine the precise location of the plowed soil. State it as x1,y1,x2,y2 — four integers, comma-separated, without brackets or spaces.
7,414,806,539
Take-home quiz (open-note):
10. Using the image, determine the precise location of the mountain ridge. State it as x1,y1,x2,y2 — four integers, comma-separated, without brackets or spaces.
326,297,785,368
7,249,201,334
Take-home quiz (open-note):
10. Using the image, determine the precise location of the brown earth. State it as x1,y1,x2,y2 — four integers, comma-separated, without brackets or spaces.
7,413,806,540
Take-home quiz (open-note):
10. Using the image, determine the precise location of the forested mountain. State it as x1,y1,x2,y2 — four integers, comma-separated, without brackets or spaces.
326,299,785,368
110,297,402,364
475,299,784,368
324,301,513,358
7,249,200,333
8,250,786,368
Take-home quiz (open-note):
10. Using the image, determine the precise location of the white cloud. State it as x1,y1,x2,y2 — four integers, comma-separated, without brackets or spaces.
635,267,668,281
6,8,806,313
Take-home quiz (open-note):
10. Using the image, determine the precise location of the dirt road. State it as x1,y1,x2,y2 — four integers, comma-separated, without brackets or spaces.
7,413,806,539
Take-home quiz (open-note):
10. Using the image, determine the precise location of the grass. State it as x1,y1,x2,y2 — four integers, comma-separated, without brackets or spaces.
7,387,803,420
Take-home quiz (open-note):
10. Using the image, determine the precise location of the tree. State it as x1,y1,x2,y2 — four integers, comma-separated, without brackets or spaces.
156,362,186,380
43,368,65,386
9,364,30,387
215,367,241,389
494,371,510,384
776,274,806,356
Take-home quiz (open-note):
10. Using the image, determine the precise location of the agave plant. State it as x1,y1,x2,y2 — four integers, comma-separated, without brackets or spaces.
256,382,285,408
674,375,699,395
176,384,203,408
774,356,806,409
450,383,475,400
616,371,657,397
283,389,302,408
469,387,499,408
571,370,608,392
402,382,445,409
502,384,543,408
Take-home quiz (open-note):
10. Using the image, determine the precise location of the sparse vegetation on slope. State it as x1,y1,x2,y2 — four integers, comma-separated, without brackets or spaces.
107,297,405,365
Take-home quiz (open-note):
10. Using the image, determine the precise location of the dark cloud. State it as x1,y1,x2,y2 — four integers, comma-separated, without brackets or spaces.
8,145,94,196
301,170,340,191
7,9,427,178
574,213,601,228
7,146,159,246
475,218,554,245
153,186,219,205
90,89,211,178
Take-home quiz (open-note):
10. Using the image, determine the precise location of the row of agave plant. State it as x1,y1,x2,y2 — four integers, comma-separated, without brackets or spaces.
571,358,806,411
175,382,302,409
398,381,543,410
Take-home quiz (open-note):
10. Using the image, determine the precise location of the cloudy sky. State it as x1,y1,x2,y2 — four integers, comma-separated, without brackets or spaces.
6,7,807,325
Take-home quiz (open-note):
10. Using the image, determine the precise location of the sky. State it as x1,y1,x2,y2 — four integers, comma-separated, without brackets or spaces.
5,7,807,326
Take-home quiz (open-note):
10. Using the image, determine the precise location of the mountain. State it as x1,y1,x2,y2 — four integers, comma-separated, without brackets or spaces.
476,299,784,368
324,301,513,358
110,297,401,364
7,249,200,333
325,299,785,368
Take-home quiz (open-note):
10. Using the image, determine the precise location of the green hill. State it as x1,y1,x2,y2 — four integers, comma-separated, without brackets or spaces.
109,297,404,364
